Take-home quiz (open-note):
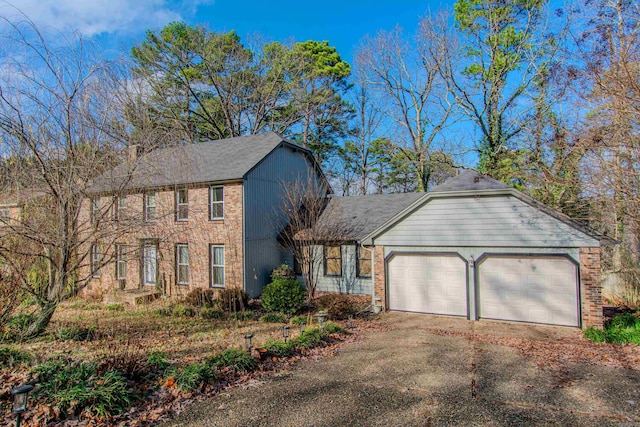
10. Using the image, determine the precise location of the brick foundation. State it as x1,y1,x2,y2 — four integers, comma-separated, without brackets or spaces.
580,247,604,329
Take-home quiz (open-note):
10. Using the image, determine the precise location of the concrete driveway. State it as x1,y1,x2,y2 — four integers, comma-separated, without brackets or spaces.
161,312,640,426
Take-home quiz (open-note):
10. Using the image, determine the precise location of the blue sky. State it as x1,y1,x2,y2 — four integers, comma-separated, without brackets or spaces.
3,0,454,63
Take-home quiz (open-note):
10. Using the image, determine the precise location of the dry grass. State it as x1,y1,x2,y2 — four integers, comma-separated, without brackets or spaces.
15,299,294,365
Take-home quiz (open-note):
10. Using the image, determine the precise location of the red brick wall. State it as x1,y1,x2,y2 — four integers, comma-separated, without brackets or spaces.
373,246,386,310
84,182,244,297
580,247,604,329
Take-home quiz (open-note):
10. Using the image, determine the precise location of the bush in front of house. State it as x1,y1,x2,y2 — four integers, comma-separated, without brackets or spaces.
315,293,364,320
207,348,257,372
184,288,217,308
261,275,306,315
34,359,131,418
585,312,640,344
216,288,249,312
199,306,225,320
259,312,288,323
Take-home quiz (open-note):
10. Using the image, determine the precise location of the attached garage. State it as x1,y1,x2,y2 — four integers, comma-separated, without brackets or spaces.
476,255,579,327
361,171,607,329
387,254,467,316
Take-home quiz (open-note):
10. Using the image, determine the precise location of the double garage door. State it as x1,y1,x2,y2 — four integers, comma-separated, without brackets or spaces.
387,253,579,327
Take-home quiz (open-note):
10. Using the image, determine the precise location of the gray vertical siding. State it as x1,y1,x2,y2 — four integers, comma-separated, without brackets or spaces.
375,196,599,248
243,144,321,297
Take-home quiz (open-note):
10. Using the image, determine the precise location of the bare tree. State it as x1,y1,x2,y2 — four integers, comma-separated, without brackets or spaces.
0,15,164,336
278,175,359,300
355,15,458,191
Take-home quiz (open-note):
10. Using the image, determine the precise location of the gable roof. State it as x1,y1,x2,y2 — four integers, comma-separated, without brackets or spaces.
361,170,614,246
90,132,314,193
311,192,425,241
430,170,510,192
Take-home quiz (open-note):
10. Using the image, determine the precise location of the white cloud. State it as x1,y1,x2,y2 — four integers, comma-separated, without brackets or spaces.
1,0,213,37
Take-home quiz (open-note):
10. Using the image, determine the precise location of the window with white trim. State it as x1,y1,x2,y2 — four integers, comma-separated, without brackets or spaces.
176,189,188,221
114,196,127,220
115,244,127,280
90,198,100,225
91,243,101,278
144,192,156,222
142,242,157,285
210,185,224,220
210,245,225,287
176,244,189,285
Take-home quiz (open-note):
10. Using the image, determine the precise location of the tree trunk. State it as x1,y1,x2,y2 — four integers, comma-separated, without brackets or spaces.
24,302,57,338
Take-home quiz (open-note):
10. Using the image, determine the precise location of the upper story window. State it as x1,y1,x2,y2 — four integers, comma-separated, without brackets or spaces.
90,198,100,226
176,189,188,221
210,185,224,220
114,196,127,220
324,245,342,277
356,246,372,278
144,192,156,222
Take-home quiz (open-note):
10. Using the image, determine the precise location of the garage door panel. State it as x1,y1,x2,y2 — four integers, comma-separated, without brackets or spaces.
388,254,467,316
478,256,578,327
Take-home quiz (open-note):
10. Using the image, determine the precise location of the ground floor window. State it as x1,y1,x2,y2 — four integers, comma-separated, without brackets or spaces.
324,245,342,276
210,245,225,287
176,244,189,285
142,242,157,285
91,243,101,278
357,246,372,278
116,244,127,280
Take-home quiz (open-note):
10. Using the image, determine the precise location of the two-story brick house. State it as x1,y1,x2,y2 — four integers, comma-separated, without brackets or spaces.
86,133,326,298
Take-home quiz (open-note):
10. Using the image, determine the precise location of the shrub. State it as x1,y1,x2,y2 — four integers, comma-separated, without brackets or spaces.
207,348,257,372
315,294,363,320
184,288,216,308
324,321,345,334
264,339,294,358
147,350,170,373
200,307,225,320
232,310,254,321
259,312,288,323
271,264,296,281
584,313,640,344
171,304,196,317
57,325,97,342
0,346,31,367
298,328,327,346
35,359,130,418
171,363,216,391
105,303,125,312
216,288,249,312
261,279,306,314
290,315,309,325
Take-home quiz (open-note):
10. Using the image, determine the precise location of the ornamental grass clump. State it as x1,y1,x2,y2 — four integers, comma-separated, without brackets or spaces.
585,313,640,344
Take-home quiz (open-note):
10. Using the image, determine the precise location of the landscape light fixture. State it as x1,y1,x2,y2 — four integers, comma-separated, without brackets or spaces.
314,313,328,330
244,333,253,352
299,321,306,333
11,384,33,427
282,325,290,342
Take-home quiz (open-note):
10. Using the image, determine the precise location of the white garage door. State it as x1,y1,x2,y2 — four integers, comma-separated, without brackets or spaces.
387,254,467,316
478,256,579,327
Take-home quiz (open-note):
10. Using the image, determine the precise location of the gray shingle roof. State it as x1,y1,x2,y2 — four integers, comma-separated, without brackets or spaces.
91,132,293,192
429,170,510,193
314,192,425,240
